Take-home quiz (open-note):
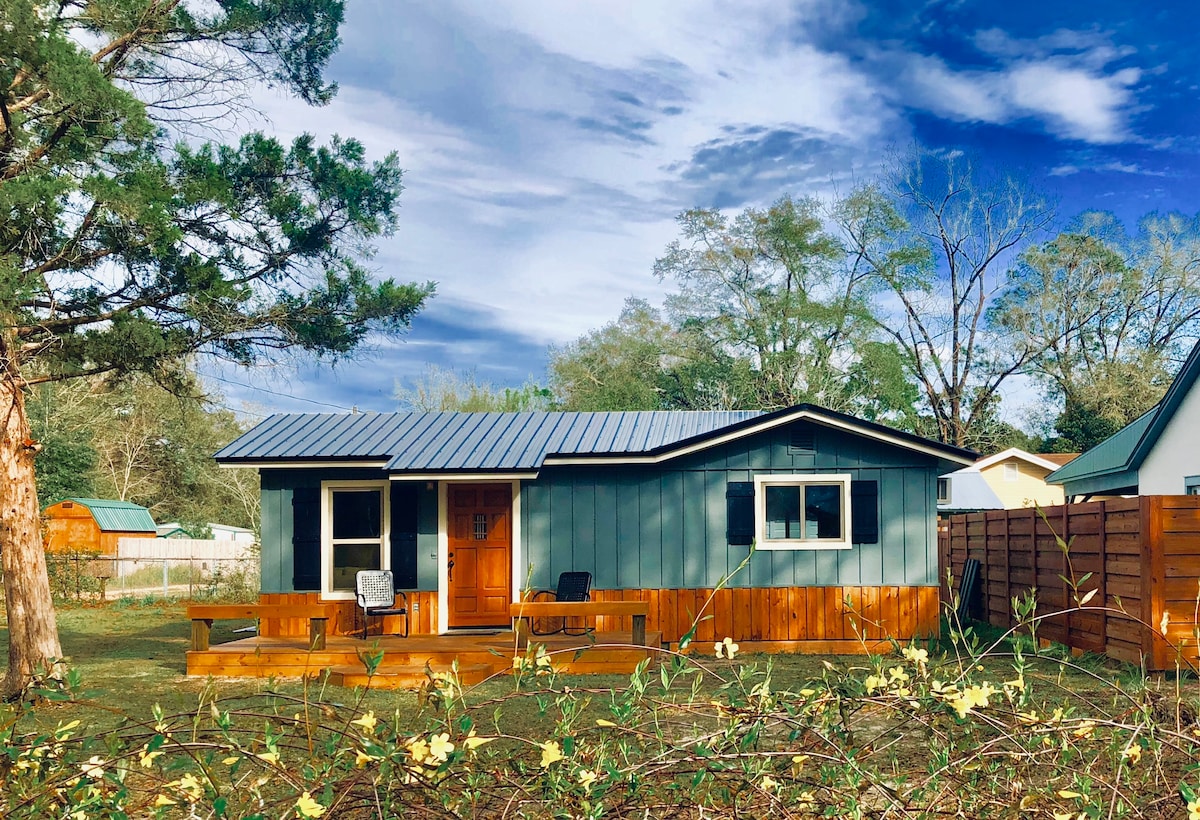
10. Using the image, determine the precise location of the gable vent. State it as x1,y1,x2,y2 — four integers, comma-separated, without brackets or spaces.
788,425,816,454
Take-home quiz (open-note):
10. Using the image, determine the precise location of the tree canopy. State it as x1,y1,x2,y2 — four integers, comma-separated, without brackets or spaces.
0,0,433,694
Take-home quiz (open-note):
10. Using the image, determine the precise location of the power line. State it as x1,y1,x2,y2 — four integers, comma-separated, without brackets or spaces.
202,372,356,412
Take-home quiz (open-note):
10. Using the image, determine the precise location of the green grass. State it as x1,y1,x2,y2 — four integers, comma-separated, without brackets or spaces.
0,602,1148,740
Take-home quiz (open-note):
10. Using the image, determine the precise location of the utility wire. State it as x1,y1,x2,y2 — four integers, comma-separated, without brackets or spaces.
202,372,356,412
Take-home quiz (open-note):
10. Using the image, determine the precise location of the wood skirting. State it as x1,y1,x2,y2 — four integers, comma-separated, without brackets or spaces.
258,586,940,647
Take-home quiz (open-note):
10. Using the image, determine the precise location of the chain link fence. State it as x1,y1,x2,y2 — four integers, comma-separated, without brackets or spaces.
45,552,259,603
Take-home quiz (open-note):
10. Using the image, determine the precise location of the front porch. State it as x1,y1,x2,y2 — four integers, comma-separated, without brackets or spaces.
185,628,662,688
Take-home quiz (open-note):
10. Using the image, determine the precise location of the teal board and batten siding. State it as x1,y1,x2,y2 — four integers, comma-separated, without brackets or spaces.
259,469,437,594
520,423,939,591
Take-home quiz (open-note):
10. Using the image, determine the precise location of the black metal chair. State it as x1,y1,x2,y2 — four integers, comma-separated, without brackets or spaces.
355,570,410,639
531,571,593,636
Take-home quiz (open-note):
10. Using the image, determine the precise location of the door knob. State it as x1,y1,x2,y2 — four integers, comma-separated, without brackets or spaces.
448,559,455,581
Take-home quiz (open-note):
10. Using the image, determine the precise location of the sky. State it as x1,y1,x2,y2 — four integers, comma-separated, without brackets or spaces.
210,0,1200,420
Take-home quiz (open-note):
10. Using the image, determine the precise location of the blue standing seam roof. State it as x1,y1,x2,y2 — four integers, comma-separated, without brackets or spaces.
214,410,764,471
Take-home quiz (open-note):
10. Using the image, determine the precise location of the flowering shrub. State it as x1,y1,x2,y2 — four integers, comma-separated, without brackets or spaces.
5,566,1200,819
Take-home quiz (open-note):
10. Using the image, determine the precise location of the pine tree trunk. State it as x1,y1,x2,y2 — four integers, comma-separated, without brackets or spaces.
0,364,63,696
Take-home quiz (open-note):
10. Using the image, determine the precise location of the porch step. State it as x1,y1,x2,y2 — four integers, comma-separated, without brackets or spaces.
326,662,498,690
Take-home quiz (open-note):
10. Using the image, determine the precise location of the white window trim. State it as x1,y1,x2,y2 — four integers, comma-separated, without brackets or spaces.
753,473,852,551
937,477,950,504
321,480,390,601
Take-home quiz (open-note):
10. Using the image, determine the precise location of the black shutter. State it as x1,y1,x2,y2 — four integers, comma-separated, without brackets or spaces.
726,481,755,545
291,486,321,591
390,483,419,589
850,480,879,544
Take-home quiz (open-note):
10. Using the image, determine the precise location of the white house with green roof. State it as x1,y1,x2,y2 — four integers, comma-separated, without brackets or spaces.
1048,340,1200,499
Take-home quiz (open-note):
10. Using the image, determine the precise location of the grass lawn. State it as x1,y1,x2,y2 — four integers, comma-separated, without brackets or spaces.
0,599,1153,736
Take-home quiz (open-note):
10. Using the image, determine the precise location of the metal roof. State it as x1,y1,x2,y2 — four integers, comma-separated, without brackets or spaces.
1046,339,1200,494
216,406,978,473
936,470,1005,512
215,411,762,470
65,499,157,532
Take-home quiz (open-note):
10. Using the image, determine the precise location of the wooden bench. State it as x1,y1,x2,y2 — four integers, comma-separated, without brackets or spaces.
510,601,649,646
187,604,331,652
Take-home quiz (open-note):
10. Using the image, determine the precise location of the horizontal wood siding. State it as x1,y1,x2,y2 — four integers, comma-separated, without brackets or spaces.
587,585,939,646
258,592,440,638
522,422,940,591
939,497,1200,670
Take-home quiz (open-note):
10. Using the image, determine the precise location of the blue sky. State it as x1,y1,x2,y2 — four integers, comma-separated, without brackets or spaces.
211,0,1200,419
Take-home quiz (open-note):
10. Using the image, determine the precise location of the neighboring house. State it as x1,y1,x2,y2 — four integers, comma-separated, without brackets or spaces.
938,449,1077,515
157,522,257,543
42,498,156,554
216,405,974,646
1048,340,1200,498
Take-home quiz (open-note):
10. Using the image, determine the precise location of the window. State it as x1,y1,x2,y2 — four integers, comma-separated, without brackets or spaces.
1187,476,1200,495
754,474,852,550
937,478,950,503
1004,462,1020,482
322,482,388,596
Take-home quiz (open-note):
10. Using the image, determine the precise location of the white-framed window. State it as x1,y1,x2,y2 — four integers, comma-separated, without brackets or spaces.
1004,462,1020,482
754,473,852,551
321,480,389,599
937,478,950,503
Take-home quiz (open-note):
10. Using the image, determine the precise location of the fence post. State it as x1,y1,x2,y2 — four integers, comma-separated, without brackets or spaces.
162,558,169,598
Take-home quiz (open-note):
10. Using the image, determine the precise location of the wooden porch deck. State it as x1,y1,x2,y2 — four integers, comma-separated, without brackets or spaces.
186,629,662,689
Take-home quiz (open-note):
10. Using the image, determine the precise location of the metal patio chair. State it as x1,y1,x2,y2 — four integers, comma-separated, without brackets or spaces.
530,571,593,636
355,570,410,639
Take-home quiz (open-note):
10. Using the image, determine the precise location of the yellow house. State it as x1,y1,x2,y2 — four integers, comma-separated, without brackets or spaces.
938,449,1077,514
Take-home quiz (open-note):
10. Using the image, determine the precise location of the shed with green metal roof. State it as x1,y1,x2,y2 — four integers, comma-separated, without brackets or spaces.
43,498,157,554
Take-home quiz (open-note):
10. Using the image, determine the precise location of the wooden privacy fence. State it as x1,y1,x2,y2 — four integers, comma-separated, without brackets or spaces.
939,496,1200,671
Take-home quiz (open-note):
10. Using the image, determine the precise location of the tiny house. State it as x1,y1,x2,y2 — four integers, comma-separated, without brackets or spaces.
216,405,975,648
42,498,157,554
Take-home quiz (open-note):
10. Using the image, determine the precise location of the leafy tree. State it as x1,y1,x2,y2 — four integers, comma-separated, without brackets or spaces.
838,150,1055,446
653,196,913,417
396,365,552,412
0,1,432,694
992,210,1200,439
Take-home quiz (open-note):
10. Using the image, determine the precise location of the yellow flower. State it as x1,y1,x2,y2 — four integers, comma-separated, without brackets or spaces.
154,794,177,807
55,720,81,740
760,775,778,792
350,712,377,734
1161,610,1171,636
578,768,598,788
888,666,910,684
723,637,739,659
295,791,326,818
139,746,163,769
428,732,454,763
864,674,886,694
1057,789,1082,799
540,740,565,768
408,738,430,765
464,734,495,751
257,750,280,765
902,646,928,665
222,756,240,766
1120,744,1141,765
1188,797,1200,820
178,772,204,801
1072,720,1096,739
355,749,379,767
80,756,105,778
595,719,617,728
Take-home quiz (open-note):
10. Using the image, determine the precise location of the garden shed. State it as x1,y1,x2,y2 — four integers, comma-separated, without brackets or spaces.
42,498,157,554
217,404,975,650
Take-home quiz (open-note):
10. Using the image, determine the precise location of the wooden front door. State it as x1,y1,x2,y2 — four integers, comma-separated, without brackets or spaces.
448,484,512,628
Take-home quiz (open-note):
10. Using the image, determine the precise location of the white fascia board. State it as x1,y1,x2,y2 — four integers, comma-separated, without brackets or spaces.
541,409,974,468
388,472,538,481
970,448,1063,473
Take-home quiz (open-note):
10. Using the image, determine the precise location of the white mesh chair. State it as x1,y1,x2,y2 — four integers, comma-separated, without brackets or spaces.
354,570,410,639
